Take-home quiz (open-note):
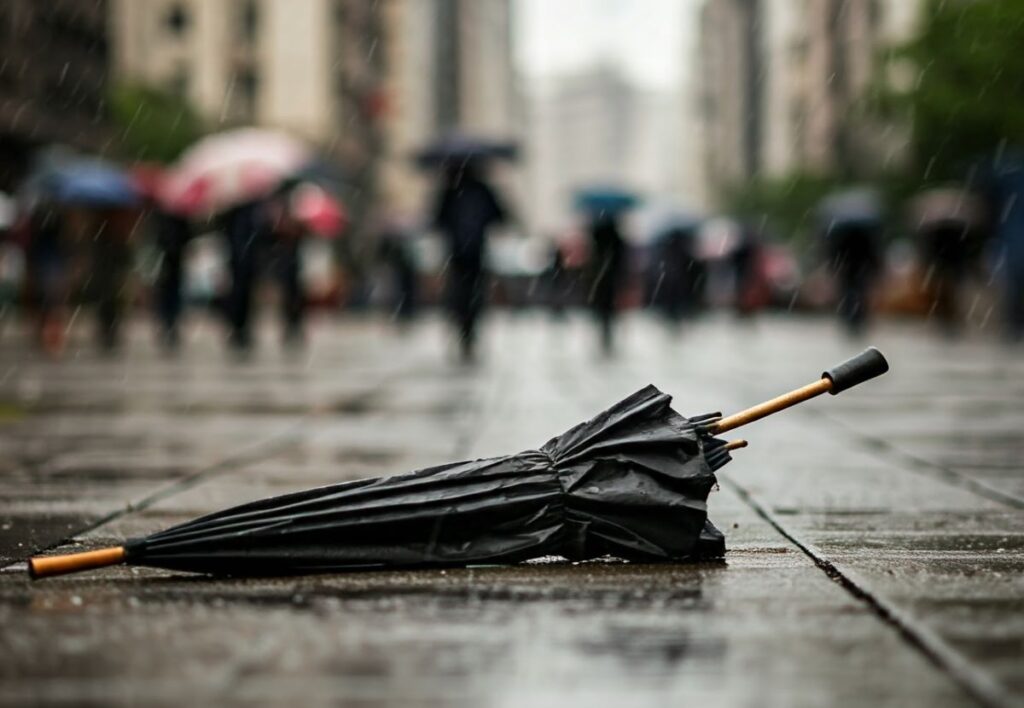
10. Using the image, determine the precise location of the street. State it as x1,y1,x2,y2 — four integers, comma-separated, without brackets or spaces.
0,312,1021,707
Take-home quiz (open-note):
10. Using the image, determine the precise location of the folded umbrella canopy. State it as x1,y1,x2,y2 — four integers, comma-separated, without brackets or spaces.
30,349,889,579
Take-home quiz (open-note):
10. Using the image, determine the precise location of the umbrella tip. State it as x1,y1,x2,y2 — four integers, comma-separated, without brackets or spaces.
28,547,126,580
823,347,889,395
723,439,748,452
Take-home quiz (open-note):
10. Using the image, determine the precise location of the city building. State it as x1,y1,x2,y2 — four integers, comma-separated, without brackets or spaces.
111,0,388,238
110,0,519,224
110,0,386,146
0,0,113,190
526,65,681,233
696,0,922,206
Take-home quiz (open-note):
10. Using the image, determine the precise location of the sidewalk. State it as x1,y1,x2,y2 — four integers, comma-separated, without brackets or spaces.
1,313,1021,707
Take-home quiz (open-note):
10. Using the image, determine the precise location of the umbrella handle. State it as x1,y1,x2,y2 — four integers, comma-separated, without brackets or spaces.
28,547,126,580
711,348,888,435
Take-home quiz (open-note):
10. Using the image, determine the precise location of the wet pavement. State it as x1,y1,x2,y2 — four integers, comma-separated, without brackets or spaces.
1,313,1022,707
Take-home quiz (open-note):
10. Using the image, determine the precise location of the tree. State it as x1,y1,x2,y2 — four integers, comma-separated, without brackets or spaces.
879,0,1024,182
108,83,204,164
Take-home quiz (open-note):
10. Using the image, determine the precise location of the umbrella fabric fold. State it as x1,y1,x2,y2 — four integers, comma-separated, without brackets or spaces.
123,385,729,575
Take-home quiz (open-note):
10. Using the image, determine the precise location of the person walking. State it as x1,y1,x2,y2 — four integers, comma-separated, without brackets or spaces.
222,200,270,351
25,200,68,355
586,212,628,354
152,208,191,349
432,162,506,361
825,221,881,335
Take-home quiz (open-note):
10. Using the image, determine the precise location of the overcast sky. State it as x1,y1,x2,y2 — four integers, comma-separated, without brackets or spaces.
513,0,697,91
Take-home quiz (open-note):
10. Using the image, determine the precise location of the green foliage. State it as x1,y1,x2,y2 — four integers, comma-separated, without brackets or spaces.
881,0,1024,181
108,83,204,164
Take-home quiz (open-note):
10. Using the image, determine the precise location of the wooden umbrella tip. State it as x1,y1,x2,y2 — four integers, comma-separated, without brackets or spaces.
28,547,127,580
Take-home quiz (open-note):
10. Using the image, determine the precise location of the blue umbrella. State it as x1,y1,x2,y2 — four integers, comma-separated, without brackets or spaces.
46,161,140,208
574,187,641,215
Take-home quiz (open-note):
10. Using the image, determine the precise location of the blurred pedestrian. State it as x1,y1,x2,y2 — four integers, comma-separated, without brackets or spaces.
545,241,569,318
919,222,972,334
651,225,703,324
269,193,306,347
377,227,418,325
432,161,506,361
819,190,884,335
825,221,881,335
731,224,765,318
586,212,628,354
910,188,985,336
25,199,69,355
980,153,1024,341
222,199,271,351
90,208,135,351
151,207,192,349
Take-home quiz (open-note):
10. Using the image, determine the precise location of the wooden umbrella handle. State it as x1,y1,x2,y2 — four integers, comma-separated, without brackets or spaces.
710,348,888,435
29,547,126,579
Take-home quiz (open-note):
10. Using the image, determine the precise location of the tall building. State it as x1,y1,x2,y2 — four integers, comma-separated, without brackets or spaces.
110,0,385,145
526,66,682,233
696,0,922,206
110,0,519,222
111,0,388,237
697,0,762,201
0,0,113,189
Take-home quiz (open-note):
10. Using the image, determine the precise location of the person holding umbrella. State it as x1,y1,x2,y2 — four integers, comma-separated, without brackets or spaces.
157,128,318,351
432,160,507,362
819,189,883,335
576,188,638,354
24,198,69,355
21,153,142,353
909,188,985,336
150,206,192,350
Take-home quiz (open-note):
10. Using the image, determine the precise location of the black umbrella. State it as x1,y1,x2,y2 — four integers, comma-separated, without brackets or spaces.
414,132,519,168
29,349,888,579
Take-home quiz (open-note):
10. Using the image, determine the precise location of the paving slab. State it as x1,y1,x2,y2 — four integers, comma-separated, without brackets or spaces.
0,313,1021,706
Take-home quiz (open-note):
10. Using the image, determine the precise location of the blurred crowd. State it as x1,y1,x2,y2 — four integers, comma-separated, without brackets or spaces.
2,131,1024,361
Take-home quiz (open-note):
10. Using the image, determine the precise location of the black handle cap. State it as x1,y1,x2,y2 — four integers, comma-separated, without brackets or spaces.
823,347,889,395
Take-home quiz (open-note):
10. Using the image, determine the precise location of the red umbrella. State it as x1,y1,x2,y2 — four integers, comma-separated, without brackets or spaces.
160,129,313,215
290,183,347,239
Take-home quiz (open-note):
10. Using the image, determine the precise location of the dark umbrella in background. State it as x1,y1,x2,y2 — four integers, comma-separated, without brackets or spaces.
29,349,889,579
819,188,883,233
414,132,519,168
